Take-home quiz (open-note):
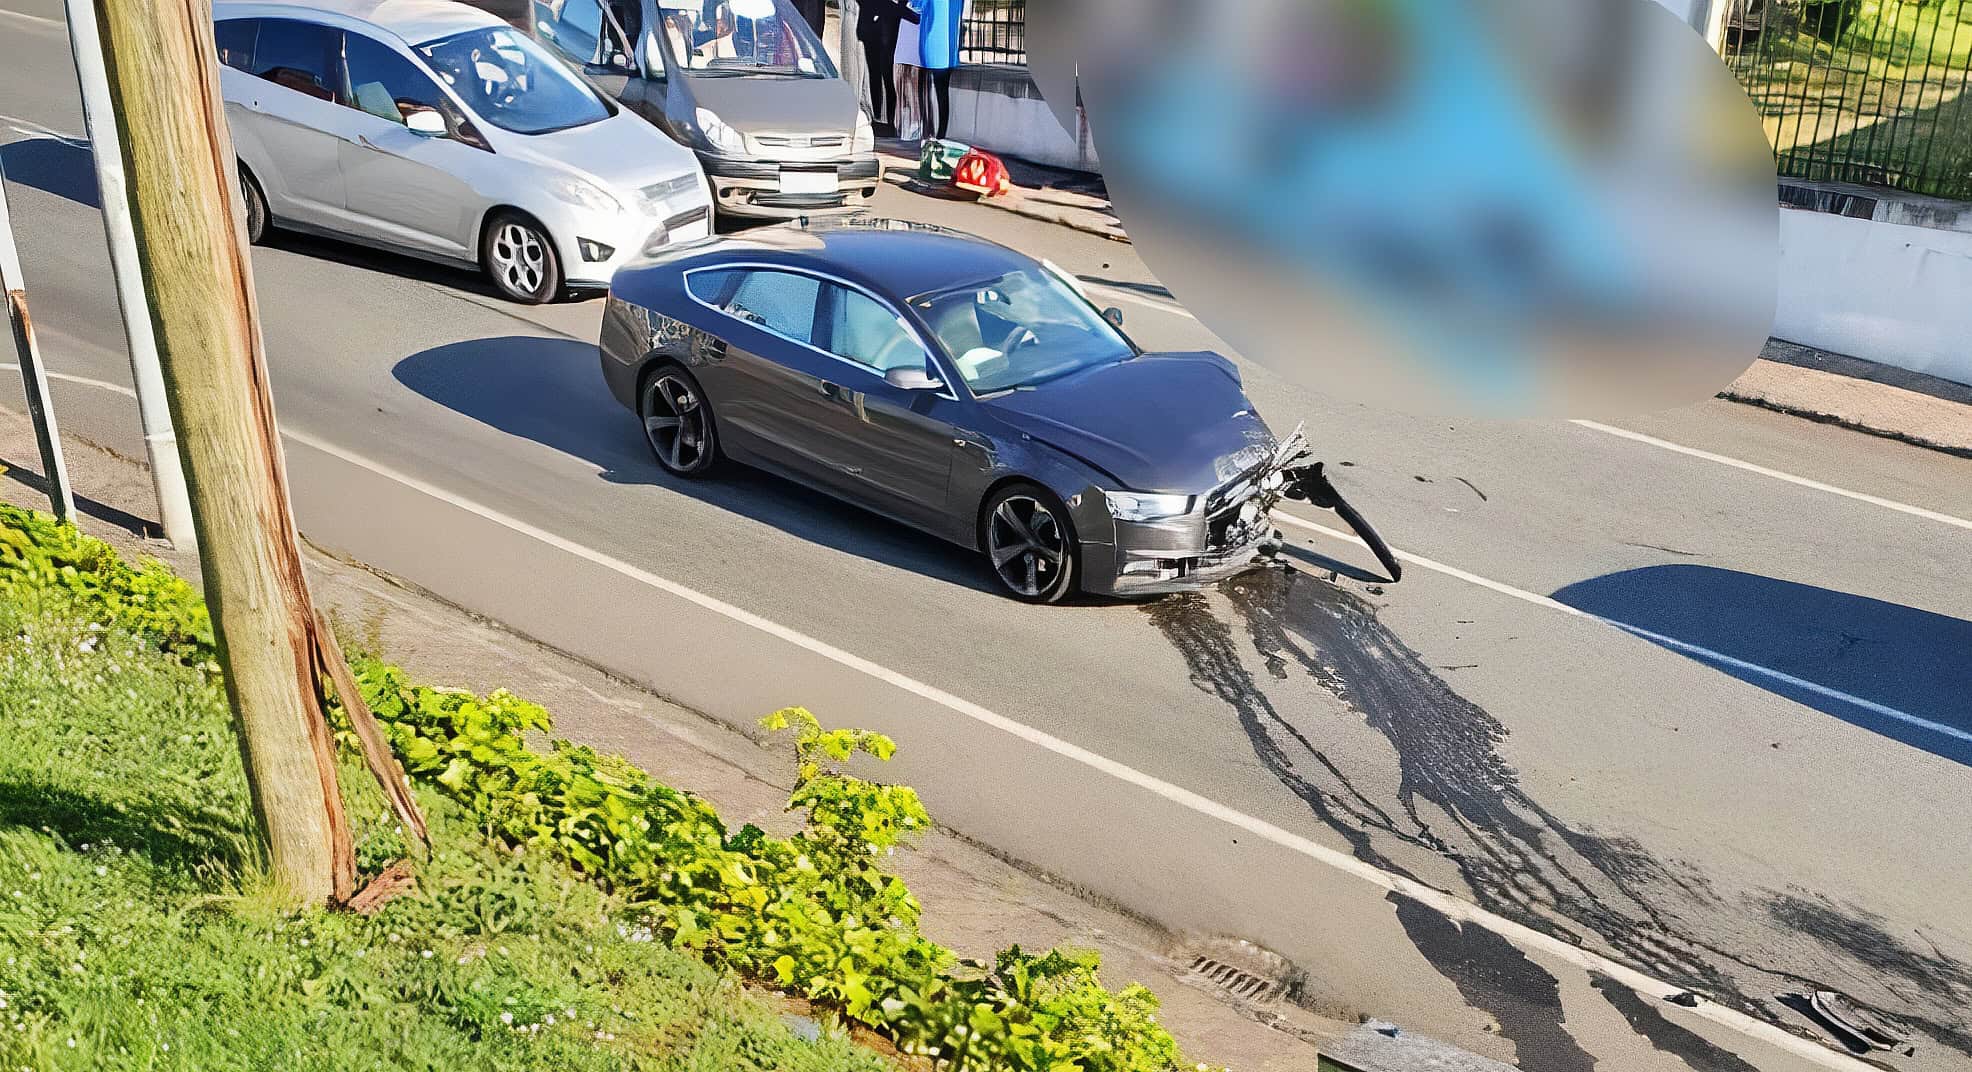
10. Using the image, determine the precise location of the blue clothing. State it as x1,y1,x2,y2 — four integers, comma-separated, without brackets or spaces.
917,0,963,70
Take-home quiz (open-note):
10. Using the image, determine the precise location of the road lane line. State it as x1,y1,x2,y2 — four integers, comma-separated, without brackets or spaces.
0,8,61,31
1571,419,1972,532
1,362,1865,1068
1274,510,1972,747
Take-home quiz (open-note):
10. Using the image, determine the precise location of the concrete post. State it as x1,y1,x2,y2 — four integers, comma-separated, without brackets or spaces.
62,0,197,548
0,165,74,523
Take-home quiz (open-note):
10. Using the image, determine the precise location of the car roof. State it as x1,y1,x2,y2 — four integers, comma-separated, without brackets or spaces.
681,217,1041,302
211,0,502,45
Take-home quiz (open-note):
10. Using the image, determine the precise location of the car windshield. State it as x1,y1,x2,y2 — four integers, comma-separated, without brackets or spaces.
914,268,1136,394
656,0,837,78
416,26,611,134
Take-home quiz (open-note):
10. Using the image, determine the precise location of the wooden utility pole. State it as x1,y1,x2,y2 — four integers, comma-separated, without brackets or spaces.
87,0,425,905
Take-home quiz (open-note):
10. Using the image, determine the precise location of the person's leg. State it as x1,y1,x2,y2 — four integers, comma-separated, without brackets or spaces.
932,67,953,140
865,38,891,123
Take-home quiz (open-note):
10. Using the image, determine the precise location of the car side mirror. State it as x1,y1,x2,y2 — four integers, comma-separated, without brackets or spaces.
406,108,446,136
885,366,945,392
1102,307,1125,329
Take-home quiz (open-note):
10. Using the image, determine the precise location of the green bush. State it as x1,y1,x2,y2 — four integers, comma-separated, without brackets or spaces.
0,503,1209,1071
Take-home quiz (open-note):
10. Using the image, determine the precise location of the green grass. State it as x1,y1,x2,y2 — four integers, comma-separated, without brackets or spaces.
0,586,891,1072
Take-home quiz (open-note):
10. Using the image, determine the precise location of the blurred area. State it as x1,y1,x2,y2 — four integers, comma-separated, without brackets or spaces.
1030,0,1779,417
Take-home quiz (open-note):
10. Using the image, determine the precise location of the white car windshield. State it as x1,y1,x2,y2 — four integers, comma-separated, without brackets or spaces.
417,26,612,134
914,269,1137,395
656,0,837,78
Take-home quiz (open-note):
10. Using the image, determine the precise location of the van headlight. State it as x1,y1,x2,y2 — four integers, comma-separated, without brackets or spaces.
694,108,746,155
854,108,875,154
547,175,624,214
1104,490,1193,522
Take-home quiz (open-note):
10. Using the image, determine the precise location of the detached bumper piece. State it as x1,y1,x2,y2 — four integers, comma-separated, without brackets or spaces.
1272,428,1403,583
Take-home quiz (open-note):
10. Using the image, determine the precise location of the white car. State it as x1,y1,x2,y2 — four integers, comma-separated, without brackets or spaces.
214,0,713,303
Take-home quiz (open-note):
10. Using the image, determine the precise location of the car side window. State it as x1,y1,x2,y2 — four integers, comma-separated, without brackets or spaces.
250,18,341,104
539,0,603,63
215,18,258,73
823,285,926,374
686,269,738,306
726,271,821,347
343,31,465,132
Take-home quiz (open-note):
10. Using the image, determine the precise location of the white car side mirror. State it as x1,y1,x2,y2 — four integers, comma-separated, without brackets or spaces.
406,109,446,136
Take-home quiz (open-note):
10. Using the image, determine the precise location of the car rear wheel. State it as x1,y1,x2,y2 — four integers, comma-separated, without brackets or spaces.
981,483,1078,604
640,364,719,477
482,212,561,305
239,168,268,245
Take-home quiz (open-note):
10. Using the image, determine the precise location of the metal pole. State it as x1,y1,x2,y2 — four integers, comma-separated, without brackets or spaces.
62,0,195,548
0,169,76,523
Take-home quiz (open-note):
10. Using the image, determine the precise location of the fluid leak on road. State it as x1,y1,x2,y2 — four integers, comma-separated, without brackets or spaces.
1141,565,1971,1068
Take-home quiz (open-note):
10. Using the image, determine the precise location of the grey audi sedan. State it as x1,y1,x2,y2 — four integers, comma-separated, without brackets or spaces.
599,218,1397,602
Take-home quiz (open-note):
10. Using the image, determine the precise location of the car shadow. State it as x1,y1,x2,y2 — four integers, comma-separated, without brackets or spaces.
391,335,995,594
1552,564,1972,767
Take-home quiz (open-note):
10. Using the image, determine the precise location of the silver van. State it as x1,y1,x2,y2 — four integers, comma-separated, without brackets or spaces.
215,0,712,304
526,0,881,219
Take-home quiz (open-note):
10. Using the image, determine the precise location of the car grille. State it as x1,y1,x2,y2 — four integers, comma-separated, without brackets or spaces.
640,174,700,204
1203,457,1276,552
755,133,847,149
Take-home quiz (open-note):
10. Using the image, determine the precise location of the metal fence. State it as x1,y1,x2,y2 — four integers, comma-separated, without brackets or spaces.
960,0,1025,66
1725,0,1972,199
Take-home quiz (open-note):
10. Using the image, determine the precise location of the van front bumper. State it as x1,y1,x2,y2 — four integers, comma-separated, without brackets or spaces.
701,154,883,217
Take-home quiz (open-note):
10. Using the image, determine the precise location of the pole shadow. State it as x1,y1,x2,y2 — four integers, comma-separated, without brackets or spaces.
390,335,992,593
0,135,100,208
1552,564,1972,767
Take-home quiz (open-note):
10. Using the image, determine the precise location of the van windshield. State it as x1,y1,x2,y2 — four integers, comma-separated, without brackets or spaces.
417,26,613,134
656,0,838,78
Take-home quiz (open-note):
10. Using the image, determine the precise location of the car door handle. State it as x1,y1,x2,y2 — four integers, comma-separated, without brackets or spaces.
356,134,381,150
953,433,992,450
820,381,841,400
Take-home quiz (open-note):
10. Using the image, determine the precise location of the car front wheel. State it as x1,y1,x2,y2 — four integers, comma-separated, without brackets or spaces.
482,212,561,304
981,483,1078,604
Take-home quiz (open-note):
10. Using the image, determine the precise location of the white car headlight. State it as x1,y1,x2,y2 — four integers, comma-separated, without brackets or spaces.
546,175,624,214
695,108,747,155
1104,490,1194,522
854,108,875,154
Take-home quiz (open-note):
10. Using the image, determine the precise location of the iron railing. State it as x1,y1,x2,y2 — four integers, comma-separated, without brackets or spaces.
960,0,1025,66
1725,0,1972,199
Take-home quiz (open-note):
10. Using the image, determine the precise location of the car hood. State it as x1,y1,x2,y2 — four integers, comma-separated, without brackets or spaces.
503,110,702,196
685,71,859,135
979,353,1277,494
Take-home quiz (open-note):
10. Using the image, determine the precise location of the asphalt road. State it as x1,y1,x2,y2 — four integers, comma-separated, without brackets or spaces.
5,7,1972,1069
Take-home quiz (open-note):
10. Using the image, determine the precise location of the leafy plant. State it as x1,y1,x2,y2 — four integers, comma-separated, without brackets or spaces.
0,504,1205,1071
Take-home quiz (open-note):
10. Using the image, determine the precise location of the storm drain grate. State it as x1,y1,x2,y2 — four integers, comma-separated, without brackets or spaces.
1185,955,1283,1003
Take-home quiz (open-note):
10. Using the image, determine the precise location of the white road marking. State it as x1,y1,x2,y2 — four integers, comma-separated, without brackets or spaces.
0,362,1876,1069
1274,510,1972,747
1572,419,1972,532
1081,282,1972,532
0,8,61,31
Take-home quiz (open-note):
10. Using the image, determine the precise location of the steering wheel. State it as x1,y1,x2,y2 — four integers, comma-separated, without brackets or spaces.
994,326,1040,357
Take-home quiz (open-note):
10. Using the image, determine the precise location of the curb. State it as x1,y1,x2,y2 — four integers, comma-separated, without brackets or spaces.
1720,388,1972,461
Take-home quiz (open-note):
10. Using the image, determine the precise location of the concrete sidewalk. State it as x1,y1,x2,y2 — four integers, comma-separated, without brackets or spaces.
1727,341,1972,458
0,405,1346,1072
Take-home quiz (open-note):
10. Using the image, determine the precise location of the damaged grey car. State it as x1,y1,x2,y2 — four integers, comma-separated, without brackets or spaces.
599,217,1400,602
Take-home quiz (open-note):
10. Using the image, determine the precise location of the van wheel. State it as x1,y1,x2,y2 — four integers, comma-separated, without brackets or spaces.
482,212,561,304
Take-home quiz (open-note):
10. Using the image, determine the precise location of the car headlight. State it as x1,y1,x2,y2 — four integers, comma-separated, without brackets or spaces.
853,108,875,154
694,108,746,155
546,175,624,214
1104,490,1194,522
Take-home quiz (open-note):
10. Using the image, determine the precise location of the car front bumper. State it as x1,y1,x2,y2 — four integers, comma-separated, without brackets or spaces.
554,200,715,289
700,154,884,217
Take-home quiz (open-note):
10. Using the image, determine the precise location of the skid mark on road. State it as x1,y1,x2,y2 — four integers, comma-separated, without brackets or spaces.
1392,892,1599,1072
1146,567,1972,1064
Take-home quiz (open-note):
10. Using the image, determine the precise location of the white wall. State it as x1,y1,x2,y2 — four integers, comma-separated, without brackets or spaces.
1774,207,1972,386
